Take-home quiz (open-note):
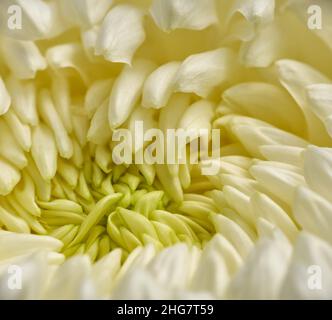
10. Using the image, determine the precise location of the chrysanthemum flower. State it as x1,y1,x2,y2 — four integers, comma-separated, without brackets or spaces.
0,0,332,300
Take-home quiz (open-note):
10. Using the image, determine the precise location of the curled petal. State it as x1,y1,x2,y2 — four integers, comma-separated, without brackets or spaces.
108,59,156,129
175,48,239,98
95,5,145,64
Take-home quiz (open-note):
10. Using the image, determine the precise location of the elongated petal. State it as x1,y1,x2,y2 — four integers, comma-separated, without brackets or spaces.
175,48,239,98
108,59,156,129
276,59,332,145
1,38,46,79
142,61,180,109
303,146,332,203
38,89,73,158
3,109,31,151
31,124,58,180
95,4,145,64
294,186,332,245
150,0,218,32
5,76,38,125
0,230,62,260
0,118,27,169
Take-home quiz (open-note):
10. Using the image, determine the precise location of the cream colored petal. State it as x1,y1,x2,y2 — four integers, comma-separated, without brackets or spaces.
87,99,112,145
159,93,190,132
0,158,21,196
0,118,27,169
276,59,332,145
150,0,218,32
95,4,145,64
0,230,62,260
227,230,292,300
259,145,304,167
303,145,332,203
142,61,180,109
191,236,229,298
233,124,308,158
251,192,298,242
5,76,38,125
0,38,46,79
108,59,156,129
306,84,332,138
91,249,122,298
85,79,113,118
178,99,215,130
44,255,97,299
250,163,305,206
46,43,92,85
280,232,332,299
211,214,254,258
3,109,31,152
294,186,332,245
0,252,51,300
175,48,239,98
38,89,73,159
223,82,305,136
51,74,72,133
0,77,10,115
31,124,58,181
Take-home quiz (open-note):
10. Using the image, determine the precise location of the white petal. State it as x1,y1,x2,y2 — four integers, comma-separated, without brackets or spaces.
276,59,332,145
0,159,20,196
303,145,332,203
150,0,218,32
142,61,180,109
233,124,308,158
191,236,229,298
95,4,145,64
38,89,73,159
175,48,239,98
280,232,332,299
0,118,27,169
51,74,73,133
3,109,31,152
0,230,62,260
159,93,190,132
44,255,96,299
46,43,92,85
31,124,58,180
251,192,298,242
5,76,38,125
211,214,254,258
250,163,305,206
87,99,112,145
84,79,113,118
227,229,292,299
223,82,305,136
108,59,156,129
294,186,332,245
0,76,10,115
0,38,46,79
0,252,50,300
306,84,332,138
